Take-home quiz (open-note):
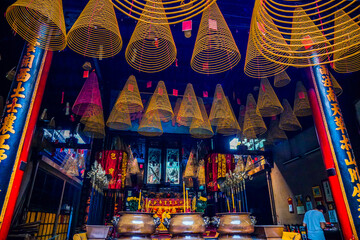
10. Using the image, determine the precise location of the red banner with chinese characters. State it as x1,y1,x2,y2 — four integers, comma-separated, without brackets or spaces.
206,153,235,192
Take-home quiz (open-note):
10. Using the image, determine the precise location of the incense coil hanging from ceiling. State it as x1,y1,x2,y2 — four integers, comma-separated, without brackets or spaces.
116,75,144,113
177,83,203,126
81,105,106,139
138,108,163,136
216,98,241,136
107,100,132,130
279,99,302,131
125,0,177,73
190,98,214,139
243,93,267,139
67,0,123,58
111,0,216,25
274,71,291,88
245,0,360,75
190,3,241,74
256,78,283,117
266,116,287,145
208,84,233,126
146,81,174,122
5,0,67,51
293,81,312,117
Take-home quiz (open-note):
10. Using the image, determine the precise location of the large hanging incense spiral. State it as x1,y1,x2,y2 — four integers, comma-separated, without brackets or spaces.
191,3,240,74
125,0,177,73
111,0,216,25
245,0,360,76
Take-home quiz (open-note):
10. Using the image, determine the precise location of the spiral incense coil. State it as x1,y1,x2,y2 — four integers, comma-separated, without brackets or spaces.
125,0,177,73
177,83,203,126
83,122,106,139
190,97,214,139
243,93,267,139
116,75,143,113
73,72,103,116
330,73,343,96
244,0,290,78
274,71,291,88
106,101,132,130
172,98,182,125
80,104,105,126
267,117,287,144
333,10,360,73
190,3,241,74
67,0,123,58
256,78,283,117
279,99,302,131
216,97,241,136
209,84,233,126
246,0,360,71
237,105,245,140
146,81,174,122
138,109,163,136
6,0,66,51
293,81,312,117
111,0,216,25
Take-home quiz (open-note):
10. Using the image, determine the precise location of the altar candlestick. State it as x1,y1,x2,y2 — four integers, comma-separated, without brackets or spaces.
183,182,186,212
232,191,235,212
239,200,241,212
186,190,189,212
227,197,230,213
138,190,142,210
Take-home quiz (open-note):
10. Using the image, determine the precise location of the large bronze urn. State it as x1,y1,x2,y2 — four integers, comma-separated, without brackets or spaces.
212,212,255,240
164,212,209,240
113,212,160,240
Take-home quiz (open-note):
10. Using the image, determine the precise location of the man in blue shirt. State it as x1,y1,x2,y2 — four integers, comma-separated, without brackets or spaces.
303,205,327,240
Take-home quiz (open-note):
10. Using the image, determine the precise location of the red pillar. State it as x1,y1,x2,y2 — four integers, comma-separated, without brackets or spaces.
308,88,354,239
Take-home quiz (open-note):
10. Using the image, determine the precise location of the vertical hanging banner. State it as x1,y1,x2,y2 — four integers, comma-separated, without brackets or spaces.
0,41,46,231
310,55,360,237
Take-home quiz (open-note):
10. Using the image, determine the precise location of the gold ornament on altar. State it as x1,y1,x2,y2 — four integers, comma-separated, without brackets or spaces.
294,81,312,117
115,75,143,113
209,84,233,126
256,78,283,117
216,98,241,136
330,73,343,96
125,0,177,73
279,99,302,132
111,0,216,25
6,0,67,51
190,98,214,139
243,94,267,139
106,101,132,130
177,83,203,126
147,81,174,122
191,3,241,74
67,0,123,59
138,109,163,137
274,71,291,88
267,117,287,144
245,0,360,74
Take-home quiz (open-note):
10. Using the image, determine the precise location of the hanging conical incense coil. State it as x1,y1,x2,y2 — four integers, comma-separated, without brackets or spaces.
237,105,246,140
125,0,177,73
197,159,206,186
190,97,214,139
245,155,254,172
293,81,312,117
217,98,241,136
106,101,132,130
83,122,106,139
138,109,163,137
256,78,283,117
177,83,203,126
80,104,105,127
184,152,195,178
73,72,103,116
190,3,240,74
279,99,302,131
330,72,343,96
244,0,290,78
333,10,360,73
274,71,291,88
172,98,182,125
146,81,173,122
243,93,267,139
267,116,287,144
116,75,143,113
6,0,66,51
67,0,122,58
234,156,245,174
209,84,233,126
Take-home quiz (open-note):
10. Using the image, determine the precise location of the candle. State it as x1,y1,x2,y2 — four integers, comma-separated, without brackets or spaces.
138,190,142,210
227,197,230,213
186,190,189,212
232,192,235,212
183,182,186,212
239,200,241,212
